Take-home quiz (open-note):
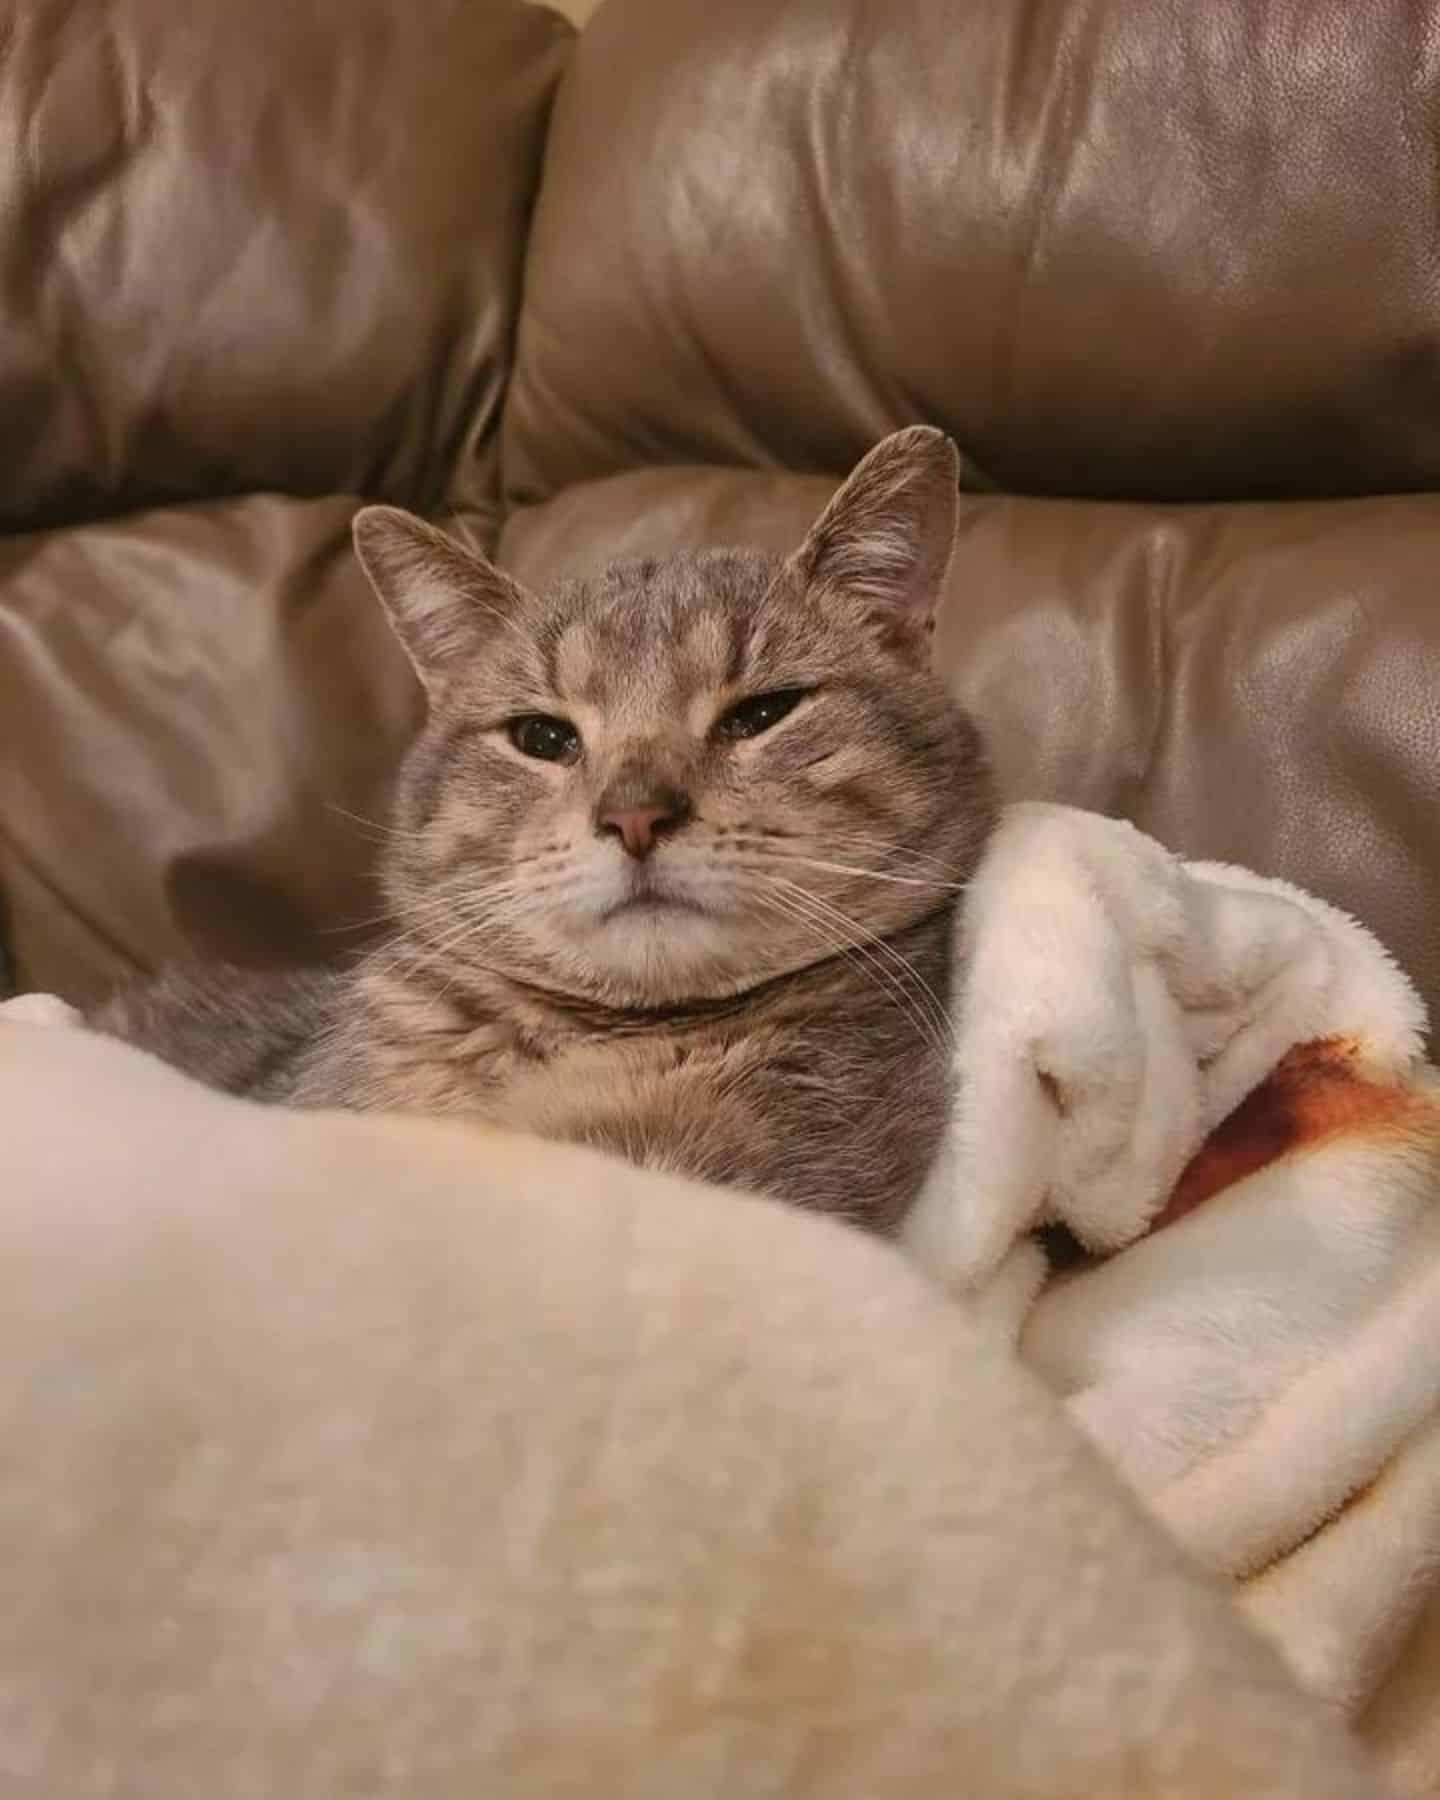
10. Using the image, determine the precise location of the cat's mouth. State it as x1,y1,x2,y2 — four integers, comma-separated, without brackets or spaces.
602,891,709,922
600,870,710,924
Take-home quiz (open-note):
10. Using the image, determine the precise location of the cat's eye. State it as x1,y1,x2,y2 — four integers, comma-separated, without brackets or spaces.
716,687,811,741
508,714,582,764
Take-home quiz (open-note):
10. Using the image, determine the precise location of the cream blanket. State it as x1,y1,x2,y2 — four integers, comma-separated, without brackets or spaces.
905,803,1440,1792
0,1020,1389,1797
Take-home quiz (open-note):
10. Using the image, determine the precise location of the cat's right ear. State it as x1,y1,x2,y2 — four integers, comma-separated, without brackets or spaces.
352,506,528,684
790,426,960,649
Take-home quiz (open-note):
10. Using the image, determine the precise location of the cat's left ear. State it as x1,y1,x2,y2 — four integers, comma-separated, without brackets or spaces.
791,426,959,647
353,506,530,685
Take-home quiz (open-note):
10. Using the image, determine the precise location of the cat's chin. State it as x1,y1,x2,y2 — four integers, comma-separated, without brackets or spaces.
591,904,737,988
531,904,767,1008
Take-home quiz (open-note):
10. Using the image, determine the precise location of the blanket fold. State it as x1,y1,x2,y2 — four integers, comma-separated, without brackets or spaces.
904,803,1440,1791
905,803,1426,1290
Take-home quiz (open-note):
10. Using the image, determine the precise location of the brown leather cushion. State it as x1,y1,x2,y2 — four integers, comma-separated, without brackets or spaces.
506,0,1440,507
0,499,418,1003
502,473,1440,1035
0,0,570,534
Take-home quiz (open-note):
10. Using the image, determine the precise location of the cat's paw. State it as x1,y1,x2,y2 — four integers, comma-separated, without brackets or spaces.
0,993,82,1028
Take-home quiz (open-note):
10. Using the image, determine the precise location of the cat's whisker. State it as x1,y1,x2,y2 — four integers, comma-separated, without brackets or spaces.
767,851,964,893
751,887,951,1066
818,833,970,879
323,802,428,843
740,826,962,877
338,873,578,948
356,935,435,986
403,874,568,962
766,875,955,1054
755,877,954,1062
319,914,396,936
386,886,542,928
363,908,510,961
407,879,575,999
354,890,535,983
413,904,528,960
378,868,569,924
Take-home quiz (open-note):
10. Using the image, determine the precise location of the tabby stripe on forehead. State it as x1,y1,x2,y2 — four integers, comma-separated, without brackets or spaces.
540,614,564,701
722,607,749,689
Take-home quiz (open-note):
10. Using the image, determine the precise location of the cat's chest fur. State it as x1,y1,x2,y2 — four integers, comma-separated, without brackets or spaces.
296,912,954,1230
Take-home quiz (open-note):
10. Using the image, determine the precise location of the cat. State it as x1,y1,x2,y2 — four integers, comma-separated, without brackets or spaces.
92,426,995,1232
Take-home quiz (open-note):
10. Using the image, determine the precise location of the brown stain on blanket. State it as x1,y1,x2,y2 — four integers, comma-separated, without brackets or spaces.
1156,1037,1431,1230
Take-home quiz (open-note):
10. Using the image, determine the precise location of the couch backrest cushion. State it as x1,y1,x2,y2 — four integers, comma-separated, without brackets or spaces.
0,0,571,532
506,0,1440,506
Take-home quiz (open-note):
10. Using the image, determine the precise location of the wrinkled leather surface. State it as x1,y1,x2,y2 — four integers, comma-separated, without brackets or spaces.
0,0,570,996
0,498,421,1002
503,475,1440,1024
508,0,1440,506
0,0,570,532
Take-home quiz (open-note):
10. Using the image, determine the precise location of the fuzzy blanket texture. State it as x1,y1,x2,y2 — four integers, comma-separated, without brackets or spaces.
906,803,1440,1790
0,1016,1392,1798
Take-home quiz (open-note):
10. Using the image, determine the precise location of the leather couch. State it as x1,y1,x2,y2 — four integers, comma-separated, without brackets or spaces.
5,0,1440,1038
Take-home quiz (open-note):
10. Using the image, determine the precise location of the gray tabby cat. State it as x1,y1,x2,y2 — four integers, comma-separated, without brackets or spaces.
93,427,995,1231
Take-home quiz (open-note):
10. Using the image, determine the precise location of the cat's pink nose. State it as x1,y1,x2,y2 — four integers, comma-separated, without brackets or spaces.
598,800,688,860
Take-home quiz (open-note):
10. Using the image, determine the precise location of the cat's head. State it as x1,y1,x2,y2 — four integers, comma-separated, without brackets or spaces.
354,426,994,1007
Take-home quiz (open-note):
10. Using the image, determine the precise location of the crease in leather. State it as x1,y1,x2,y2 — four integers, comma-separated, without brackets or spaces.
0,818,147,988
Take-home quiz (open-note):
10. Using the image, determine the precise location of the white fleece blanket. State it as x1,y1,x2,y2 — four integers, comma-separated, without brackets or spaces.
0,1019,1392,1799
904,803,1440,1779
